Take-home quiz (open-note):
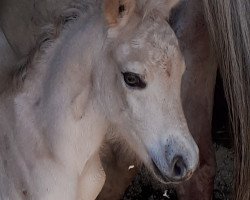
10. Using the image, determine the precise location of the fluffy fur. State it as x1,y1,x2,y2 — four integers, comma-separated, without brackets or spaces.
0,0,199,199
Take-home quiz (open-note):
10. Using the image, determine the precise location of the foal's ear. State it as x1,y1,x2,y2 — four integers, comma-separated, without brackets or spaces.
164,0,180,20
142,0,180,20
104,0,135,37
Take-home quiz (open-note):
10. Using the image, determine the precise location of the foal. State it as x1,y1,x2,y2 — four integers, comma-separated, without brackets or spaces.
0,0,198,199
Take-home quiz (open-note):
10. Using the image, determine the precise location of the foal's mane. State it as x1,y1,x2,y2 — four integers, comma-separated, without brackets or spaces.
12,1,100,88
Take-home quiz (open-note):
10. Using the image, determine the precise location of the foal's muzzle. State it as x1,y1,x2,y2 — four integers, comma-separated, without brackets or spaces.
149,136,199,183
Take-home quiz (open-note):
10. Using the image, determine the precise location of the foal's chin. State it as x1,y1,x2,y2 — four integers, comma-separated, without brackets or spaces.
148,161,194,185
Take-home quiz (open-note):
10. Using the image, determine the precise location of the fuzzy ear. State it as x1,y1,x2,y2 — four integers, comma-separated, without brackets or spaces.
137,0,180,20
104,0,135,37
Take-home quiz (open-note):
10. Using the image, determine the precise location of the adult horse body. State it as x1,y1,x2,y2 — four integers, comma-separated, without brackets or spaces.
0,0,199,199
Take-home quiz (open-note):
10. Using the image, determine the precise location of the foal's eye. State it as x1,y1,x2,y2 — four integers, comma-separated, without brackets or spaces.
122,72,146,89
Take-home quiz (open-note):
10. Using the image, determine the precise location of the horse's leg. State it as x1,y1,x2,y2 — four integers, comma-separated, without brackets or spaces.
173,1,217,199
177,70,217,199
79,153,106,200
176,34,217,200
177,63,217,199
97,136,139,200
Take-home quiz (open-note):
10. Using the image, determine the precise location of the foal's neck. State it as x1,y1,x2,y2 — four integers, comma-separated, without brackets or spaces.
14,14,109,172
41,15,108,168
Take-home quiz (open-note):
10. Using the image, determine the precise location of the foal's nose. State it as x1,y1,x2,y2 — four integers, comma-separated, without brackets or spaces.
171,155,189,181
165,138,199,182
149,133,199,183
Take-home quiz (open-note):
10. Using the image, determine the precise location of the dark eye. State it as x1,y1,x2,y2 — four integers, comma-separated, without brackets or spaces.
122,72,146,89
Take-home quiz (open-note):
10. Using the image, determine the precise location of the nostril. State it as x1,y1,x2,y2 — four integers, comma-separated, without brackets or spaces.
172,156,187,179
174,160,182,176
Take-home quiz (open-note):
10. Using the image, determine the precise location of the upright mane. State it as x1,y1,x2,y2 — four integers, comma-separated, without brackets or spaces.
12,0,100,88
202,0,250,199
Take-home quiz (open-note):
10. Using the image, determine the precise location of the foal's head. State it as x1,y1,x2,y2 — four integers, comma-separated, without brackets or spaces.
96,0,199,183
